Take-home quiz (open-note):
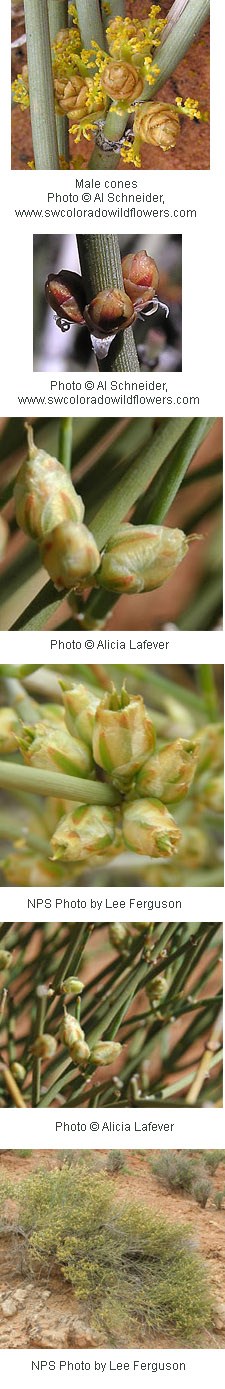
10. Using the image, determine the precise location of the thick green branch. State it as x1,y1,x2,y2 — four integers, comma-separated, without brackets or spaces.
77,235,139,371
47,0,69,162
76,0,105,49
24,0,59,169
152,0,210,93
0,760,119,806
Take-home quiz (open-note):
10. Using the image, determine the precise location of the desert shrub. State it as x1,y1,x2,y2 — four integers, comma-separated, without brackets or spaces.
191,1177,212,1208
17,1150,32,1157
214,1190,225,1210
0,1164,213,1344
152,1152,195,1194
107,1151,125,1175
204,1152,225,1174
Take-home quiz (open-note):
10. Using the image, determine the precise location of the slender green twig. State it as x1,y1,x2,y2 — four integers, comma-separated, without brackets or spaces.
91,419,190,549
0,760,119,806
58,419,73,473
151,0,210,93
198,666,220,722
76,0,105,49
47,0,70,163
24,0,59,168
32,986,48,1106
133,419,214,525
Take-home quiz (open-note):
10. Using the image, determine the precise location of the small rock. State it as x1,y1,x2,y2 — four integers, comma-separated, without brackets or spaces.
41,1290,51,1299
14,1288,27,1304
2,1298,17,1317
68,1319,98,1349
214,1303,225,1331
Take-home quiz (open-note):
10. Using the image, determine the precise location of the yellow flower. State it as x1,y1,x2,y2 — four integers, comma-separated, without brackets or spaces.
121,139,141,168
12,74,30,110
175,96,209,124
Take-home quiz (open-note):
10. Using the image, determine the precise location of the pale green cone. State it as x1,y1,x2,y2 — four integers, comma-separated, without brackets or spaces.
171,824,209,869
17,722,93,778
109,923,132,953
59,1005,84,1044
11,1063,26,1083
92,686,155,790
62,682,100,746
61,977,84,997
32,1033,57,1059
70,1039,90,1066
136,737,199,804
60,1011,84,1049
14,425,84,541
90,1041,122,1066
41,519,101,590
1,851,68,887
0,707,20,753
198,773,224,816
195,723,224,775
96,523,189,594
51,802,117,862
122,798,181,858
0,950,13,969
146,975,169,1007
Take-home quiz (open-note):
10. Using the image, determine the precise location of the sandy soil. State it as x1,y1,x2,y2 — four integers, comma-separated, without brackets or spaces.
0,1150,224,1349
11,1,210,171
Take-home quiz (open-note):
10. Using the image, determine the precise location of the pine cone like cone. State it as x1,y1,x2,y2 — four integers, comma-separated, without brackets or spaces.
102,59,143,103
54,74,89,120
134,101,180,151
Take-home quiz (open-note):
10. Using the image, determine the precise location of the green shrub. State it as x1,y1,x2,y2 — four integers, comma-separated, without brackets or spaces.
0,1164,213,1345
17,1150,32,1158
152,1152,195,1194
107,1151,125,1175
191,1177,212,1208
213,1190,225,1210
204,1152,225,1174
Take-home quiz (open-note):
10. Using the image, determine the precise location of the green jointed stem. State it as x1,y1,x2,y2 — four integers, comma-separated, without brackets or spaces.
77,232,123,300
0,760,119,806
89,111,129,171
24,0,59,169
76,235,139,371
91,418,190,549
150,0,210,94
32,987,48,1106
133,418,213,525
58,418,73,473
198,666,220,722
47,0,70,163
76,0,105,49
